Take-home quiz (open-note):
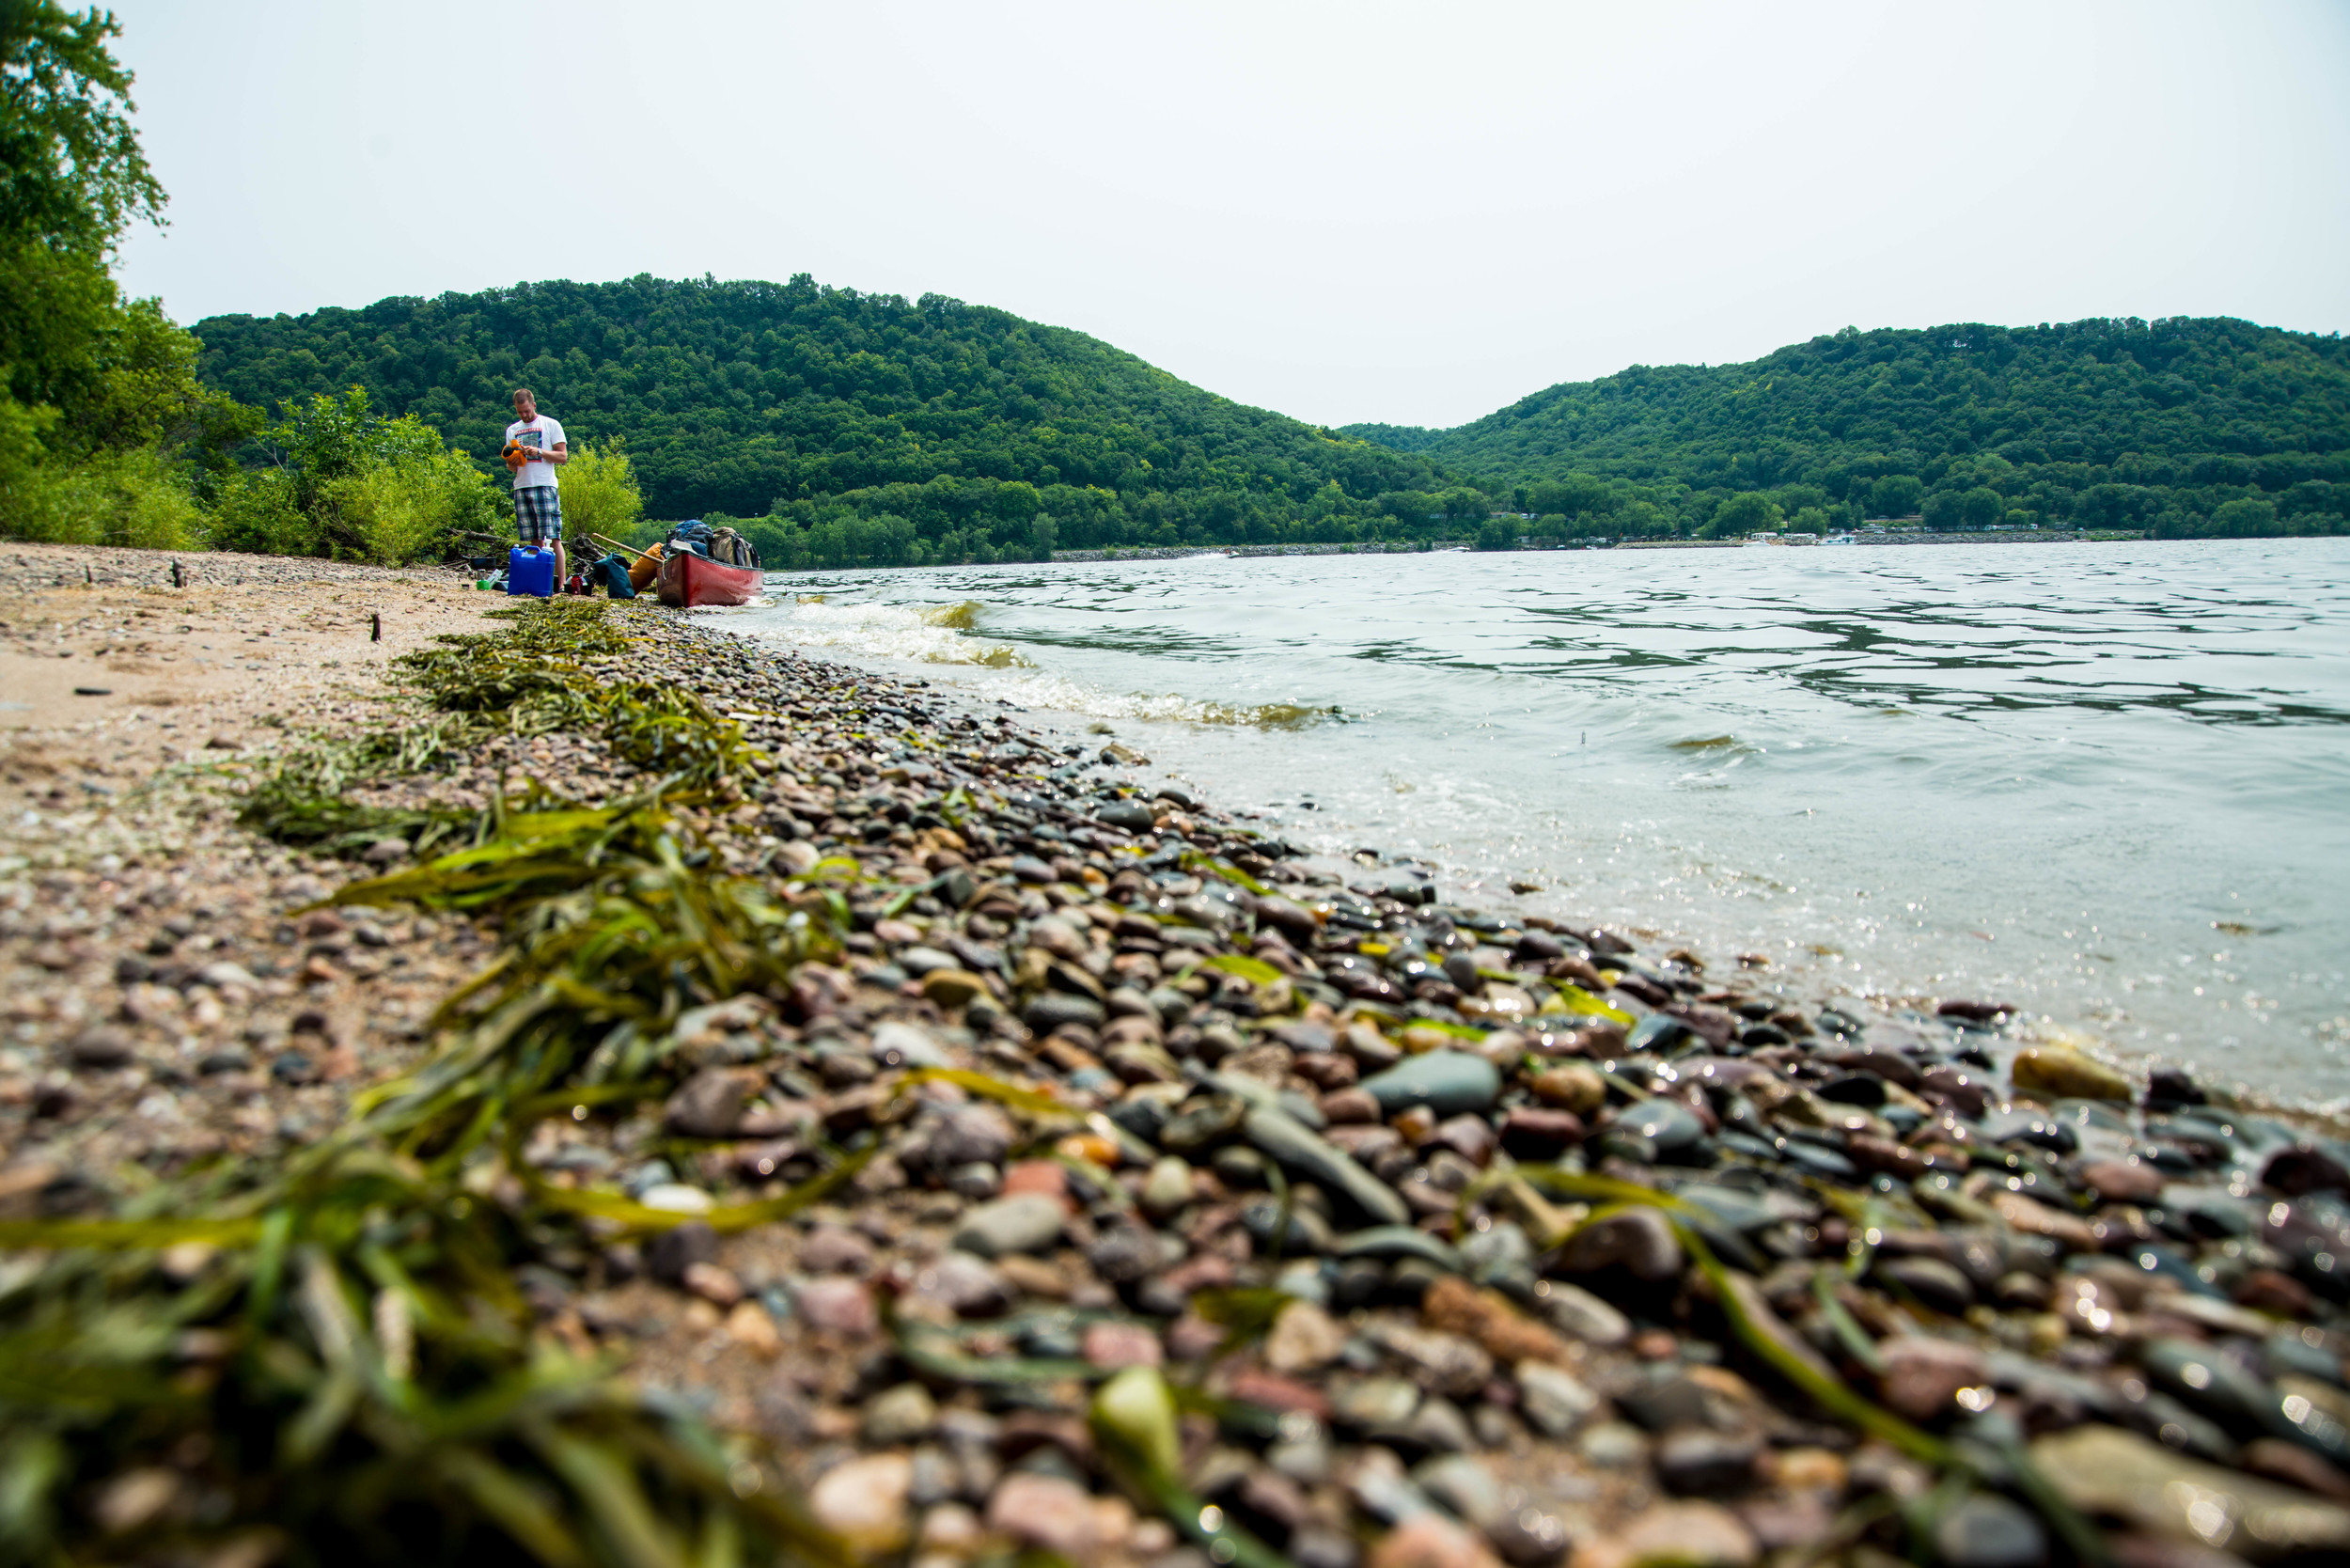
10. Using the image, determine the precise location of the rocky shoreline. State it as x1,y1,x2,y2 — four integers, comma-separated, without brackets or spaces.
4,550,2348,1568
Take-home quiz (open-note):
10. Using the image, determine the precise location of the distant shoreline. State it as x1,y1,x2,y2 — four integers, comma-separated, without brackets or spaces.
1046,528,2150,563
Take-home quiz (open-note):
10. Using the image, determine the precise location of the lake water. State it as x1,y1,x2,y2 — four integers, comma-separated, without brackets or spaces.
723,540,2350,1110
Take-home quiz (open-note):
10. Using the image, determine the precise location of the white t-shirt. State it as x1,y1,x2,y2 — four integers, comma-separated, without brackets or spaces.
504,414,565,490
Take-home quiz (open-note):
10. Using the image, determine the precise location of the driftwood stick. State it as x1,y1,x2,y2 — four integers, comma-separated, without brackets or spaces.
588,532,654,562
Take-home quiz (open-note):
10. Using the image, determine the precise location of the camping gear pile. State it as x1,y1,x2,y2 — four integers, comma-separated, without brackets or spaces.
460,525,754,600
665,518,761,570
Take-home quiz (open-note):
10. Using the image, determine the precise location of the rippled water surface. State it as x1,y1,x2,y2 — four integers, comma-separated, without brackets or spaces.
725,541,2350,1106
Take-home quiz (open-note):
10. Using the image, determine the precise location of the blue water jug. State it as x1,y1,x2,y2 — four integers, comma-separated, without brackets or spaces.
508,546,556,598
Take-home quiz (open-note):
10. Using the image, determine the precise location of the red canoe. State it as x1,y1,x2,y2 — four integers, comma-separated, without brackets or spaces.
656,549,762,607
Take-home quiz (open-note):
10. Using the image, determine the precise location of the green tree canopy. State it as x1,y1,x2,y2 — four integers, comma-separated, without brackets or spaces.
0,1,164,256
191,274,1465,548
0,3,235,545
1347,319,2350,540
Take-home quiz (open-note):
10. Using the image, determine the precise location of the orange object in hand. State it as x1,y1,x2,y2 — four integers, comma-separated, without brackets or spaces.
503,439,528,471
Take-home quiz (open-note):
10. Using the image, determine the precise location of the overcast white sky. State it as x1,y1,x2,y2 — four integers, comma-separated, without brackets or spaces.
110,0,2350,431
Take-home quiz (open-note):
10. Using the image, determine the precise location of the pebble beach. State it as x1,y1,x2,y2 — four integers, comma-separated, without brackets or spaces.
6,545,2350,1568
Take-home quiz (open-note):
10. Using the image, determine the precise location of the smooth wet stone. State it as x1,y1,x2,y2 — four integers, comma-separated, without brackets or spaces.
646,1220,718,1283
1160,1093,1247,1152
2080,1157,2167,1203
1085,1225,1162,1285
2264,1331,2342,1388
1412,1452,1504,1528
1595,1129,1660,1166
68,1025,134,1068
1098,799,1159,832
2012,1045,2130,1104
2032,1423,2350,1559
1214,1145,1271,1188
1537,1281,1632,1347
871,1019,950,1067
1022,992,1105,1031
950,1193,1067,1257
1407,1396,1477,1456
929,1103,1016,1168
1921,1064,1990,1116
1626,1013,1691,1054
1459,1221,1534,1285
916,1250,1014,1317
862,1382,938,1445
797,1277,879,1336
1360,1051,1502,1118
1874,1256,1976,1314
1267,1299,1350,1373
1336,1226,1465,1272
1530,1063,1607,1116
798,1224,876,1276
1981,1110,2078,1154
986,1472,1103,1560
1371,1323,1494,1398
1616,1376,1715,1433
1140,1155,1194,1216
2264,1145,2350,1197
919,968,989,1008
664,1066,756,1137
1655,1430,1762,1497
1557,1208,1684,1280
2140,1339,2337,1461
1817,1074,1888,1108
1244,1196,1337,1255
1577,1422,1651,1468
1245,1103,1412,1226
1365,1513,1499,1568
1781,1141,1858,1180
2124,1241,2229,1300
809,1453,913,1553
1671,1185,1780,1235
1334,1376,1424,1429
946,1161,1000,1200
1877,1337,1987,1422
1617,1098,1706,1154
1515,1360,1601,1437
1584,1501,1758,1568
1172,893,1242,932
1081,1320,1163,1369
1932,1494,2047,1568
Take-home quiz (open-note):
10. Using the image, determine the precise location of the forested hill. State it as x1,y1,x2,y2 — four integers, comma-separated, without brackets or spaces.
1343,318,2350,538
191,274,1455,546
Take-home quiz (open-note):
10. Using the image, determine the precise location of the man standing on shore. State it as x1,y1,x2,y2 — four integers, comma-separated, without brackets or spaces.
506,387,569,580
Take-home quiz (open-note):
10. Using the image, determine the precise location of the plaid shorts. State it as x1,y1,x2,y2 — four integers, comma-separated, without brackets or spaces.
514,484,562,546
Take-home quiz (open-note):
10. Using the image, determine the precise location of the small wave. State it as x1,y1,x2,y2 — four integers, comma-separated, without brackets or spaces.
984,671,1339,729
749,597,1030,666
923,600,984,630
745,593,1333,728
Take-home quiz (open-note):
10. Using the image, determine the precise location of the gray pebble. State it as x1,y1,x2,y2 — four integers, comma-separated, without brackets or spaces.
1359,1051,1502,1117
949,1193,1066,1257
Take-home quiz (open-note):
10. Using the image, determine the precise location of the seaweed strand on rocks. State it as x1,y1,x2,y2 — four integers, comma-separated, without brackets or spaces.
8,579,2350,1568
